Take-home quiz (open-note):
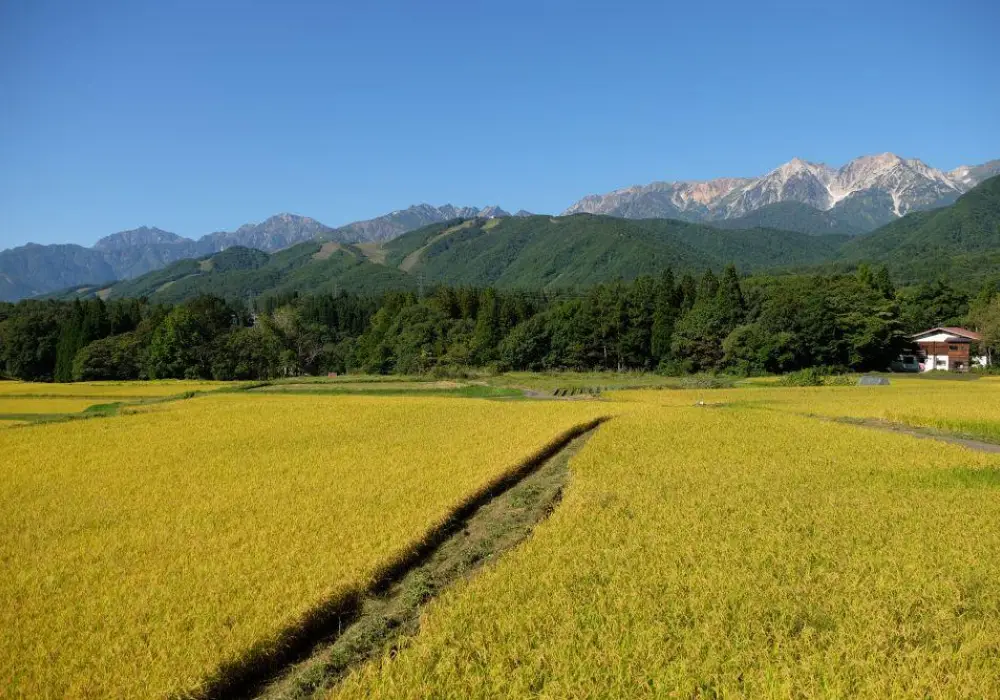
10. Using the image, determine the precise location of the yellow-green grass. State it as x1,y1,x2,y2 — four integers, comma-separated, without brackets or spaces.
0,419,26,428
265,374,439,386
0,393,613,698
612,378,1000,443
333,405,1000,698
256,380,467,392
0,397,103,415
489,371,689,391
0,379,232,398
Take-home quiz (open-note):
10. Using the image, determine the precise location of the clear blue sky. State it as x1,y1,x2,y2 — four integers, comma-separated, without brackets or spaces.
1,0,998,248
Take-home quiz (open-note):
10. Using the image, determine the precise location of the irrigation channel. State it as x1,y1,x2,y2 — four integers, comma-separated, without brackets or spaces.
199,419,609,700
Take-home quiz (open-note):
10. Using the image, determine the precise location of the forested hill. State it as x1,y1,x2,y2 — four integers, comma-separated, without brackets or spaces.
709,202,868,236
839,174,1000,283
64,216,844,303
383,215,844,288
50,175,1000,303
57,242,416,303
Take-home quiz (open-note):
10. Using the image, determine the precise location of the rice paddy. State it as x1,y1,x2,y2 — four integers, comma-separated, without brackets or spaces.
332,399,1000,699
0,379,231,398
4,375,1000,698
613,376,1000,443
0,397,106,415
0,392,611,697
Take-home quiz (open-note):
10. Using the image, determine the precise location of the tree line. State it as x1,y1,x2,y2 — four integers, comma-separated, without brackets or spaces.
2,265,999,382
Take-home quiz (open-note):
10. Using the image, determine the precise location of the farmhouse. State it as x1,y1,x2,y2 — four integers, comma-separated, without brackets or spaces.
909,327,986,372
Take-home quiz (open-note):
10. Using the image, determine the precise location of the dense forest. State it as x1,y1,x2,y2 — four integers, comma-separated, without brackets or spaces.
3,265,999,382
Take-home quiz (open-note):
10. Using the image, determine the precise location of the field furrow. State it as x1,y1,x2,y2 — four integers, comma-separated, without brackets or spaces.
0,393,611,698
332,405,1000,698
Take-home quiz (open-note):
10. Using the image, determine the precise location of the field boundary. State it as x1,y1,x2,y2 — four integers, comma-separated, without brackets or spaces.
1,382,266,428
824,416,1000,454
193,417,610,699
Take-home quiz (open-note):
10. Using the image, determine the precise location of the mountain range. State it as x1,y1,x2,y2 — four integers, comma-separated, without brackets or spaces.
564,153,1000,231
49,175,1000,305
2,152,998,302
0,205,515,301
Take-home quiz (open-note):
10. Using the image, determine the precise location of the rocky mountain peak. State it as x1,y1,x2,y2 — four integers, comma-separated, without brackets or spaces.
477,205,511,219
94,226,188,251
564,153,996,227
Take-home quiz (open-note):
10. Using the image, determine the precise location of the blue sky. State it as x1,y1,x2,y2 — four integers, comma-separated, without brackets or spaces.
1,0,998,248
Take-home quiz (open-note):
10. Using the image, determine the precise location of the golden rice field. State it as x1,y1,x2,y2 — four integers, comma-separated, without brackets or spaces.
0,379,230,398
333,400,1000,699
0,393,612,698
0,397,106,415
613,377,1000,442
6,376,1000,699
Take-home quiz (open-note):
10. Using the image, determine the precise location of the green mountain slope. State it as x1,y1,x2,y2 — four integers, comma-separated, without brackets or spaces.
636,219,848,268
710,202,867,236
840,175,1000,283
80,243,415,302
397,215,715,287
53,179,1000,302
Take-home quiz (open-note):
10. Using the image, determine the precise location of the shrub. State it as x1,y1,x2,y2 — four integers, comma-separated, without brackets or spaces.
778,368,825,386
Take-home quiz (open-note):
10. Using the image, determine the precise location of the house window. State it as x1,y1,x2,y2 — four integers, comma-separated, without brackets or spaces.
949,345,959,351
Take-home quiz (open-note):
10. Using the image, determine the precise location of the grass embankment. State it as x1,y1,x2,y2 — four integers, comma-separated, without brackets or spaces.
0,393,613,698
333,404,1000,698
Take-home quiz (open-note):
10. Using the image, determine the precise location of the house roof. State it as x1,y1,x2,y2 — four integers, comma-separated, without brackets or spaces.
912,326,982,341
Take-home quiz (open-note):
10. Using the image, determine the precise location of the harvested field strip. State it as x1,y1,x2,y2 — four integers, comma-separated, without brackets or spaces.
332,406,1000,698
236,421,604,699
0,397,102,414
255,381,466,392
252,384,526,400
0,394,613,698
0,380,231,397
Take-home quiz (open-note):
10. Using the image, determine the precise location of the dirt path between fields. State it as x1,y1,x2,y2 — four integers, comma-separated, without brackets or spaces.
199,419,607,700
828,417,1000,454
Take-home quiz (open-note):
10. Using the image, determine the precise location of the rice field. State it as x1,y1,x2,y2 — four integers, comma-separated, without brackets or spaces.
0,397,106,415
0,379,231,398
0,393,612,698
333,402,1000,698
612,376,1000,443
6,376,1000,698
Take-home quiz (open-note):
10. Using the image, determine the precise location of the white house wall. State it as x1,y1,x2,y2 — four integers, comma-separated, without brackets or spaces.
922,355,951,372
915,333,958,343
